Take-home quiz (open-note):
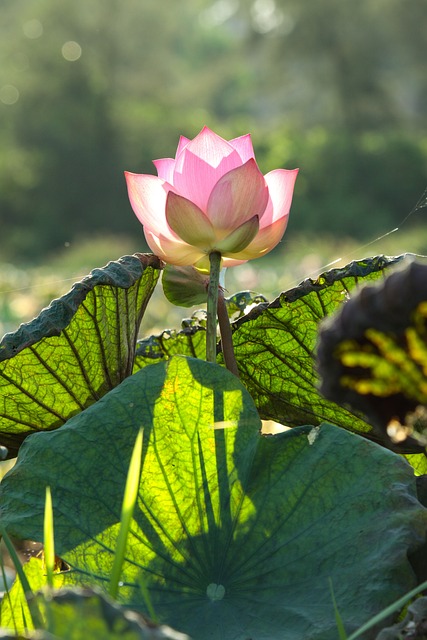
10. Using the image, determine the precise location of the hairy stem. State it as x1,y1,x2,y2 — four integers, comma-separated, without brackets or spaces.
217,288,239,377
206,251,221,363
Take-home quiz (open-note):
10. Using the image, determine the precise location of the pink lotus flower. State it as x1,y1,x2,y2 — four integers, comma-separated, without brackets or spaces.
125,127,298,271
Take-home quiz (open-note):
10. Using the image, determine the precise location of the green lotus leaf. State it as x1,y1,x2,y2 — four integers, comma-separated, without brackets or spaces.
0,254,161,457
135,256,416,447
229,255,407,433
1,558,188,639
1,356,425,640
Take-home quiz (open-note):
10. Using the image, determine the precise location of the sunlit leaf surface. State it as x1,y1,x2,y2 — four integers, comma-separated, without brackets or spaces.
135,327,206,368
0,254,161,457
2,356,425,640
0,557,66,632
135,256,406,440
229,255,405,431
1,558,188,639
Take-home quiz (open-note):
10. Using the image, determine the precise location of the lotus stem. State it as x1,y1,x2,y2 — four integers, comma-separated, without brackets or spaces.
206,251,221,363
217,288,239,377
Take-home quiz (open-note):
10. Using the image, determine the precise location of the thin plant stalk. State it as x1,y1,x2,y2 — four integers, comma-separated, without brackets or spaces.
347,578,427,640
0,527,44,629
217,287,239,377
329,578,348,640
206,251,221,363
138,575,158,623
1,551,18,633
108,428,144,600
43,486,55,590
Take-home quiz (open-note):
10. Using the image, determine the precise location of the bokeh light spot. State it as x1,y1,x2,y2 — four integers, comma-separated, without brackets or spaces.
199,0,238,27
0,85,19,105
61,41,82,62
22,19,43,39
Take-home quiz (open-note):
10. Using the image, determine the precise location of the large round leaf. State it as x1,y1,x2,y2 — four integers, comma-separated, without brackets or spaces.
0,254,161,457
135,256,405,437
1,356,426,639
133,255,427,473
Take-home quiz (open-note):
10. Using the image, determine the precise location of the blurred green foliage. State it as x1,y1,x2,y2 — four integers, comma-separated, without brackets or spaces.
0,224,426,341
0,0,426,262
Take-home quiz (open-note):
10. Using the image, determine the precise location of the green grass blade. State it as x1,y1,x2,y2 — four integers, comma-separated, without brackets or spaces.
43,486,55,589
0,527,44,629
138,575,158,623
329,578,348,640
0,529,32,599
347,578,427,639
1,551,18,634
21,602,28,629
108,428,143,600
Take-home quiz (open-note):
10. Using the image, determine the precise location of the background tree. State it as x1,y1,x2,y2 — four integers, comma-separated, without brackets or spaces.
0,0,425,261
